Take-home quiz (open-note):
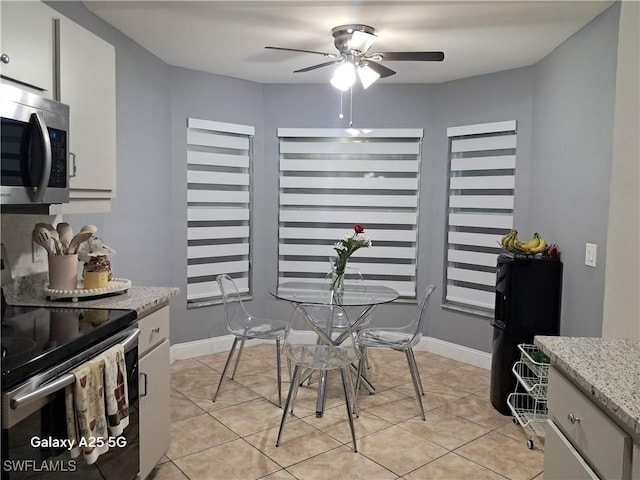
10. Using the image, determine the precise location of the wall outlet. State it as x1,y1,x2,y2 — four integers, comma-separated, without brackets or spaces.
32,241,47,263
585,243,597,267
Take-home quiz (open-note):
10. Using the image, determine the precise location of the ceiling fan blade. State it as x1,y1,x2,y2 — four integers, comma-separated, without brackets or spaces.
365,61,396,79
375,51,445,62
265,46,335,58
294,60,343,73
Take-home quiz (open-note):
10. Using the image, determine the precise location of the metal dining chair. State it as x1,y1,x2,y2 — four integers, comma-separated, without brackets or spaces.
214,274,289,407
276,303,361,452
355,284,436,420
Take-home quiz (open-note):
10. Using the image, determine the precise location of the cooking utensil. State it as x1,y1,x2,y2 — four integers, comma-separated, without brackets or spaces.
48,230,63,255
34,222,55,233
80,225,98,234
67,231,93,254
56,223,74,253
32,227,55,255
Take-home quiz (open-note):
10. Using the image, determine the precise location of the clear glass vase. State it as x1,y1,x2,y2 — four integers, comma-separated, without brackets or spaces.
329,256,345,303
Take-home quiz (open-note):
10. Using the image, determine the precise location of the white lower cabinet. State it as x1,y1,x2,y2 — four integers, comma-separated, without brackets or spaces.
545,366,633,480
139,339,170,479
545,419,599,479
138,307,171,480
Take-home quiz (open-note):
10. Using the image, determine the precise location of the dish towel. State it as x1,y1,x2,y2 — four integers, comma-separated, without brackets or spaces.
65,344,129,464
103,344,129,436
65,356,109,464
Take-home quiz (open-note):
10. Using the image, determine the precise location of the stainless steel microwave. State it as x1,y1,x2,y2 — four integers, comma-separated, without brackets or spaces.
1,84,70,205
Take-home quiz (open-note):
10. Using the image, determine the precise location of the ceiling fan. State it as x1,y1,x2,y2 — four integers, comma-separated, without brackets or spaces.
265,24,444,89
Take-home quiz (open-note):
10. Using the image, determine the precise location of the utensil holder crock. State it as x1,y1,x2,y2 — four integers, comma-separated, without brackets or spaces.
48,254,78,290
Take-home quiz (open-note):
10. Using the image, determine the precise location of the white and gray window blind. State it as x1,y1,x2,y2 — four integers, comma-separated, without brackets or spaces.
187,118,254,305
445,120,517,312
277,128,423,299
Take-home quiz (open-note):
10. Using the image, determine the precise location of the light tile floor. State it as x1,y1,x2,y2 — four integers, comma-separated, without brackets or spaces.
150,344,544,480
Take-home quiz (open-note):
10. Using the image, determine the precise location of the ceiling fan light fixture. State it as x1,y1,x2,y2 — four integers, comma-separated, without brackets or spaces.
330,62,356,91
348,30,376,53
357,64,380,89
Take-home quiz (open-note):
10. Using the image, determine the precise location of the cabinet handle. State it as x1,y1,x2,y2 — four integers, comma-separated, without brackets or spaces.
567,413,581,424
152,327,160,334
0,54,9,64
69,152,77,178
140,372,148,397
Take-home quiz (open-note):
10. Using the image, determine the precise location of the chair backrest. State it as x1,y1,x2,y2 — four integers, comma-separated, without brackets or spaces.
216,274,251,332
283,303,360,371
405,284,436,345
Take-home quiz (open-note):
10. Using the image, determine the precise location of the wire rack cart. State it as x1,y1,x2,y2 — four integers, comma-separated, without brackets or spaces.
507,343,550,449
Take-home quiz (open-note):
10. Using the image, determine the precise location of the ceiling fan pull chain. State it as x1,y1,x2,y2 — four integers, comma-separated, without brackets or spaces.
349,85,353,127
339,90,344,119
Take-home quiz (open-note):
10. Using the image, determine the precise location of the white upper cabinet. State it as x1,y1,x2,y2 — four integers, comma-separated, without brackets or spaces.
56,15,116,213
0,1,55,96
1,1,116,214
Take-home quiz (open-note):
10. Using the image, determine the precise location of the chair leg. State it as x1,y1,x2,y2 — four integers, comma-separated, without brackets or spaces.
287,357,292,382
289,377,299,413
340,367,358,452
355,346,366,394
345,362,359,418
290,368,311,413
305,337,322,385
276,364,300,447
408,348,425,395
276,339,282,407
405,349,426,420
212,336,240,402
231,337,246,379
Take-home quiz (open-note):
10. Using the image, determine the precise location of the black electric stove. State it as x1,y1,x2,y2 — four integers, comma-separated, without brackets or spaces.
1,305,137,391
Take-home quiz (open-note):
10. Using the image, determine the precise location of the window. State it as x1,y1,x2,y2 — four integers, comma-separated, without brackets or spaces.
186,118,254,305
444,120,517,313
277,128,423,298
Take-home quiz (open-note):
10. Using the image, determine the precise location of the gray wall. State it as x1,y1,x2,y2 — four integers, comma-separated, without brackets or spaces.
45,0,173,290
168,68,265,343
529,4,619,337
259,77,535,353
25,1,621,352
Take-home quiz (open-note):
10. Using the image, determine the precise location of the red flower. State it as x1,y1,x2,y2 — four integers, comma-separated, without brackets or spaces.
354,224,365,233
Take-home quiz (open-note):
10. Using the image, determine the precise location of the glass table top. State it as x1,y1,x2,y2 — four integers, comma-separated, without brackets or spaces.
270,281,399,306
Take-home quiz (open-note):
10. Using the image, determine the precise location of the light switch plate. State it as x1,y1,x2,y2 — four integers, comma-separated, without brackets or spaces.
32,241,47,263
585,243,597,267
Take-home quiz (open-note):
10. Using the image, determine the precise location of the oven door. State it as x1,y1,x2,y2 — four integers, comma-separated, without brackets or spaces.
1,327,140,480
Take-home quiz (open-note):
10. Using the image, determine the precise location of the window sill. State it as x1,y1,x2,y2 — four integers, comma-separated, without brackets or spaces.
188,295,253,309
441,302,493,320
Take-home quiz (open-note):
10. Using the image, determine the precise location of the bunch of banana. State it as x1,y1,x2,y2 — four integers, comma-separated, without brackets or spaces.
499,230,547,255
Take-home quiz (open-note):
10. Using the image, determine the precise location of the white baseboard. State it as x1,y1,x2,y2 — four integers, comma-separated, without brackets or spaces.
170,334,491,370
414,336,492,370
170,334,237,363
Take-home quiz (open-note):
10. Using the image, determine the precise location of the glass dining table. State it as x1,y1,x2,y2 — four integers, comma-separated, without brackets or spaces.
270,280,399,416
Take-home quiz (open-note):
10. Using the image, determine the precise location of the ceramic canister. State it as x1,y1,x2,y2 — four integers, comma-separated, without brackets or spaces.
48,254,79,290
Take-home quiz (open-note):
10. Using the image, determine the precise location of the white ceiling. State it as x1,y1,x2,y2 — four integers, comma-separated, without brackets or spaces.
85,0,614,85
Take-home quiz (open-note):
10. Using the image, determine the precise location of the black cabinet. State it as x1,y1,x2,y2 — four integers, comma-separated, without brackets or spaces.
490,254,562,415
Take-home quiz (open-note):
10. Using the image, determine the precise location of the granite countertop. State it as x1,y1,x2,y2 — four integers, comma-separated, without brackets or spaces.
534,335,640,441
4,273,180,317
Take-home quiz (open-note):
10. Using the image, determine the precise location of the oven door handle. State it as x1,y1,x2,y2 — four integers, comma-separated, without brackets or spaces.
10,328,140,410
